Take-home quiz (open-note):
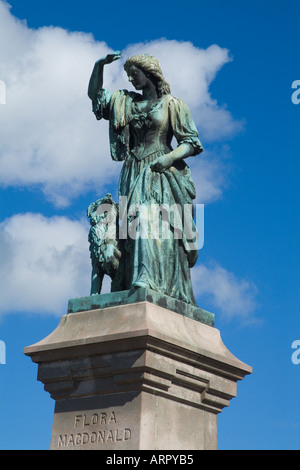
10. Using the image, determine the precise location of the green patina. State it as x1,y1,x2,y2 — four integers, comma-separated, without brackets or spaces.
85,51,208,323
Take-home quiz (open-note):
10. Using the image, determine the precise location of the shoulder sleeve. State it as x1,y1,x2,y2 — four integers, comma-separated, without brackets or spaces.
169,97,203,155
92,89,113,121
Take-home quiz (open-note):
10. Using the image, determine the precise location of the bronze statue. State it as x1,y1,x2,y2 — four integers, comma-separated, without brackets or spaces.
88,52,203,305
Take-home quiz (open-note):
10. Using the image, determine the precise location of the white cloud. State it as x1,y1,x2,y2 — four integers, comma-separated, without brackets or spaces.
191,262,258,322
0,1,119,206
0,213,94,315
0,1,241,206
189,145,232,204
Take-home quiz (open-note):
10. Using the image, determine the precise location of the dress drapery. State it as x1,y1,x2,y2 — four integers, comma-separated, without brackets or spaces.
92,89,203,305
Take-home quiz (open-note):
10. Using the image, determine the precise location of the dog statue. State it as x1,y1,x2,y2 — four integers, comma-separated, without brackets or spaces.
87,193,121,295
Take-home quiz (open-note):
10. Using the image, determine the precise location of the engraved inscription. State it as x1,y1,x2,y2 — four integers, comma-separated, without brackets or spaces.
74,411,116,427
57,410,132,448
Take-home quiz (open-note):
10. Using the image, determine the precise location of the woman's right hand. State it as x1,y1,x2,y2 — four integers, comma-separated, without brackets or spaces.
97,51,122,66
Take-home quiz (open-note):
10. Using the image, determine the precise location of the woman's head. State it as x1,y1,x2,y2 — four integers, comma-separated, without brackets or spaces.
124,54,171,97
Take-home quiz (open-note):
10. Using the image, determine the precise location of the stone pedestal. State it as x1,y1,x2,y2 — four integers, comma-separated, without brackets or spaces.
24,290,252,450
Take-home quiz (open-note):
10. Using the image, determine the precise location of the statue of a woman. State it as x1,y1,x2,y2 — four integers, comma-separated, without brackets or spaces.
88,51,203,305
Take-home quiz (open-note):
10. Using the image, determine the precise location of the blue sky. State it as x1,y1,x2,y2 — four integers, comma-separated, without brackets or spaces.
0,0,299,450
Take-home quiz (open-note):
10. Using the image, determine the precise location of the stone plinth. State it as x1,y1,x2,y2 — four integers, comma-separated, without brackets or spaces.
24,292,252,450
67,287,215,326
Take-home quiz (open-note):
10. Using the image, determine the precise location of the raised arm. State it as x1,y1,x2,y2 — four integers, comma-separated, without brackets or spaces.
87,51,122,101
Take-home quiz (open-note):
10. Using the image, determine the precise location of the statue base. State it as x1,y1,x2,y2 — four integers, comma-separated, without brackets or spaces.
24,290,252,450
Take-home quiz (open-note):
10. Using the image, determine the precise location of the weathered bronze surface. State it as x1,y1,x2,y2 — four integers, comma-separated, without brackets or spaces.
88,52,203,307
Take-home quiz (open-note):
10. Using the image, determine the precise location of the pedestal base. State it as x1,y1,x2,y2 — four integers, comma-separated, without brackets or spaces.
24,294,252,450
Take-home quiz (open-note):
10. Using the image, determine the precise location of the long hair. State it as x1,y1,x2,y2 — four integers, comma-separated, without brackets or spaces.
124,54,171,98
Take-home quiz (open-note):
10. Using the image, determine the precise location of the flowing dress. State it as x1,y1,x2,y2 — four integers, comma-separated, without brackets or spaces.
92,88,203,305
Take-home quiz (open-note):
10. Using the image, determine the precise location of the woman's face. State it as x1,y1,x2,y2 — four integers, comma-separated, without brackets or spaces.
126,65,150,90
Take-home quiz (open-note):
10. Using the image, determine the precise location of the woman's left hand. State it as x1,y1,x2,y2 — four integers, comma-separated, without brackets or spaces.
150,154,174,173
